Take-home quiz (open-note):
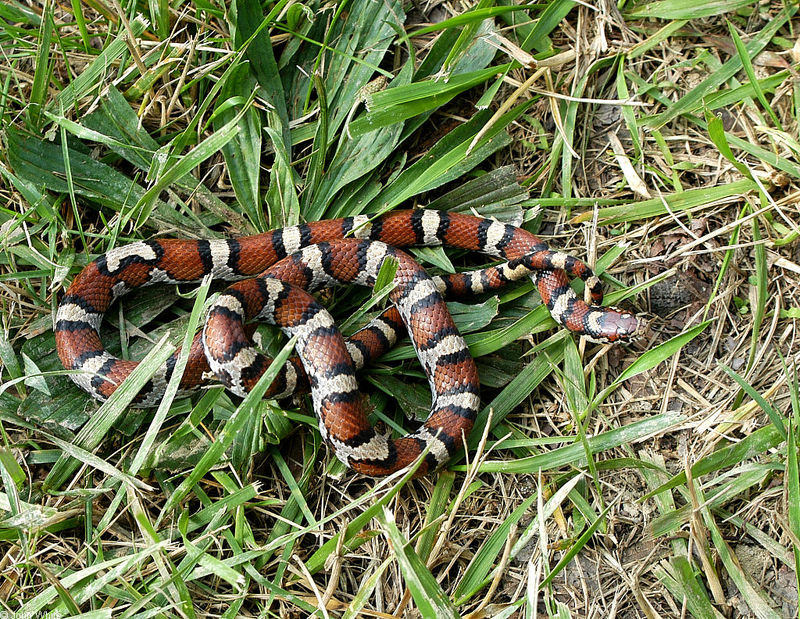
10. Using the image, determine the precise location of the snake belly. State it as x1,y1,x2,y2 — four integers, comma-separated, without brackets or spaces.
203,239,479,476
55,209,642,409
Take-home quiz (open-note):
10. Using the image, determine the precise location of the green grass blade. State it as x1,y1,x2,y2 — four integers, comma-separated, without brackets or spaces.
466,333,568,448
572,178,756,225
367,104,522,213
0,330,22,387
5,128,194,231
265,120,300,228
68,0,91,50
706,112,753,180
592,322,710,409
148,0,169,38
128,276,213,477
518,0,577,52
377,506,460,618
341,557,393,619
28,0,54,128
704,71,788,112
158,334,298,520
132,113,244,227
463,412,683,474
735,213,769,407
698,484,783,619
54,16,149,113
415,471,456,561
43,333,176,491
560,335,589,416
233,0,292,149
347,64,511,138
319,0,404,135
307,70,414,219
788,421,800,602
626,0,754,19
216,65,264,229
655,557,723,619
643,424,784,500
719,363,786,438
409,5,541,37
19,543,171,615
454,492,538,603
727,21,781,130
303,73,329,210
304,459,427,574
45,434,152,492
643,6,794,129
440,0,495,75
539,503,612,590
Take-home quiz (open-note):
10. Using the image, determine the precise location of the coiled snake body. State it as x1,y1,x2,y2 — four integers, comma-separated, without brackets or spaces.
55,209,643,476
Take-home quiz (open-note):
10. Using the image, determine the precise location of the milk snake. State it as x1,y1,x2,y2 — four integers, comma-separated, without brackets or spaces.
55,209,643,476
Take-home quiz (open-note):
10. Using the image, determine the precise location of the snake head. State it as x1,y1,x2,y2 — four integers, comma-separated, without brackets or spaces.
583,308,648,344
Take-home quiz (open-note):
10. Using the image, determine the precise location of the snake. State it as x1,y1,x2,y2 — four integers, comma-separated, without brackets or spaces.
55,209,643,475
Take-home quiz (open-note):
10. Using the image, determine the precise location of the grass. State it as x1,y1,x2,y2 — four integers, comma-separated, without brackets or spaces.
0,0,798,616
